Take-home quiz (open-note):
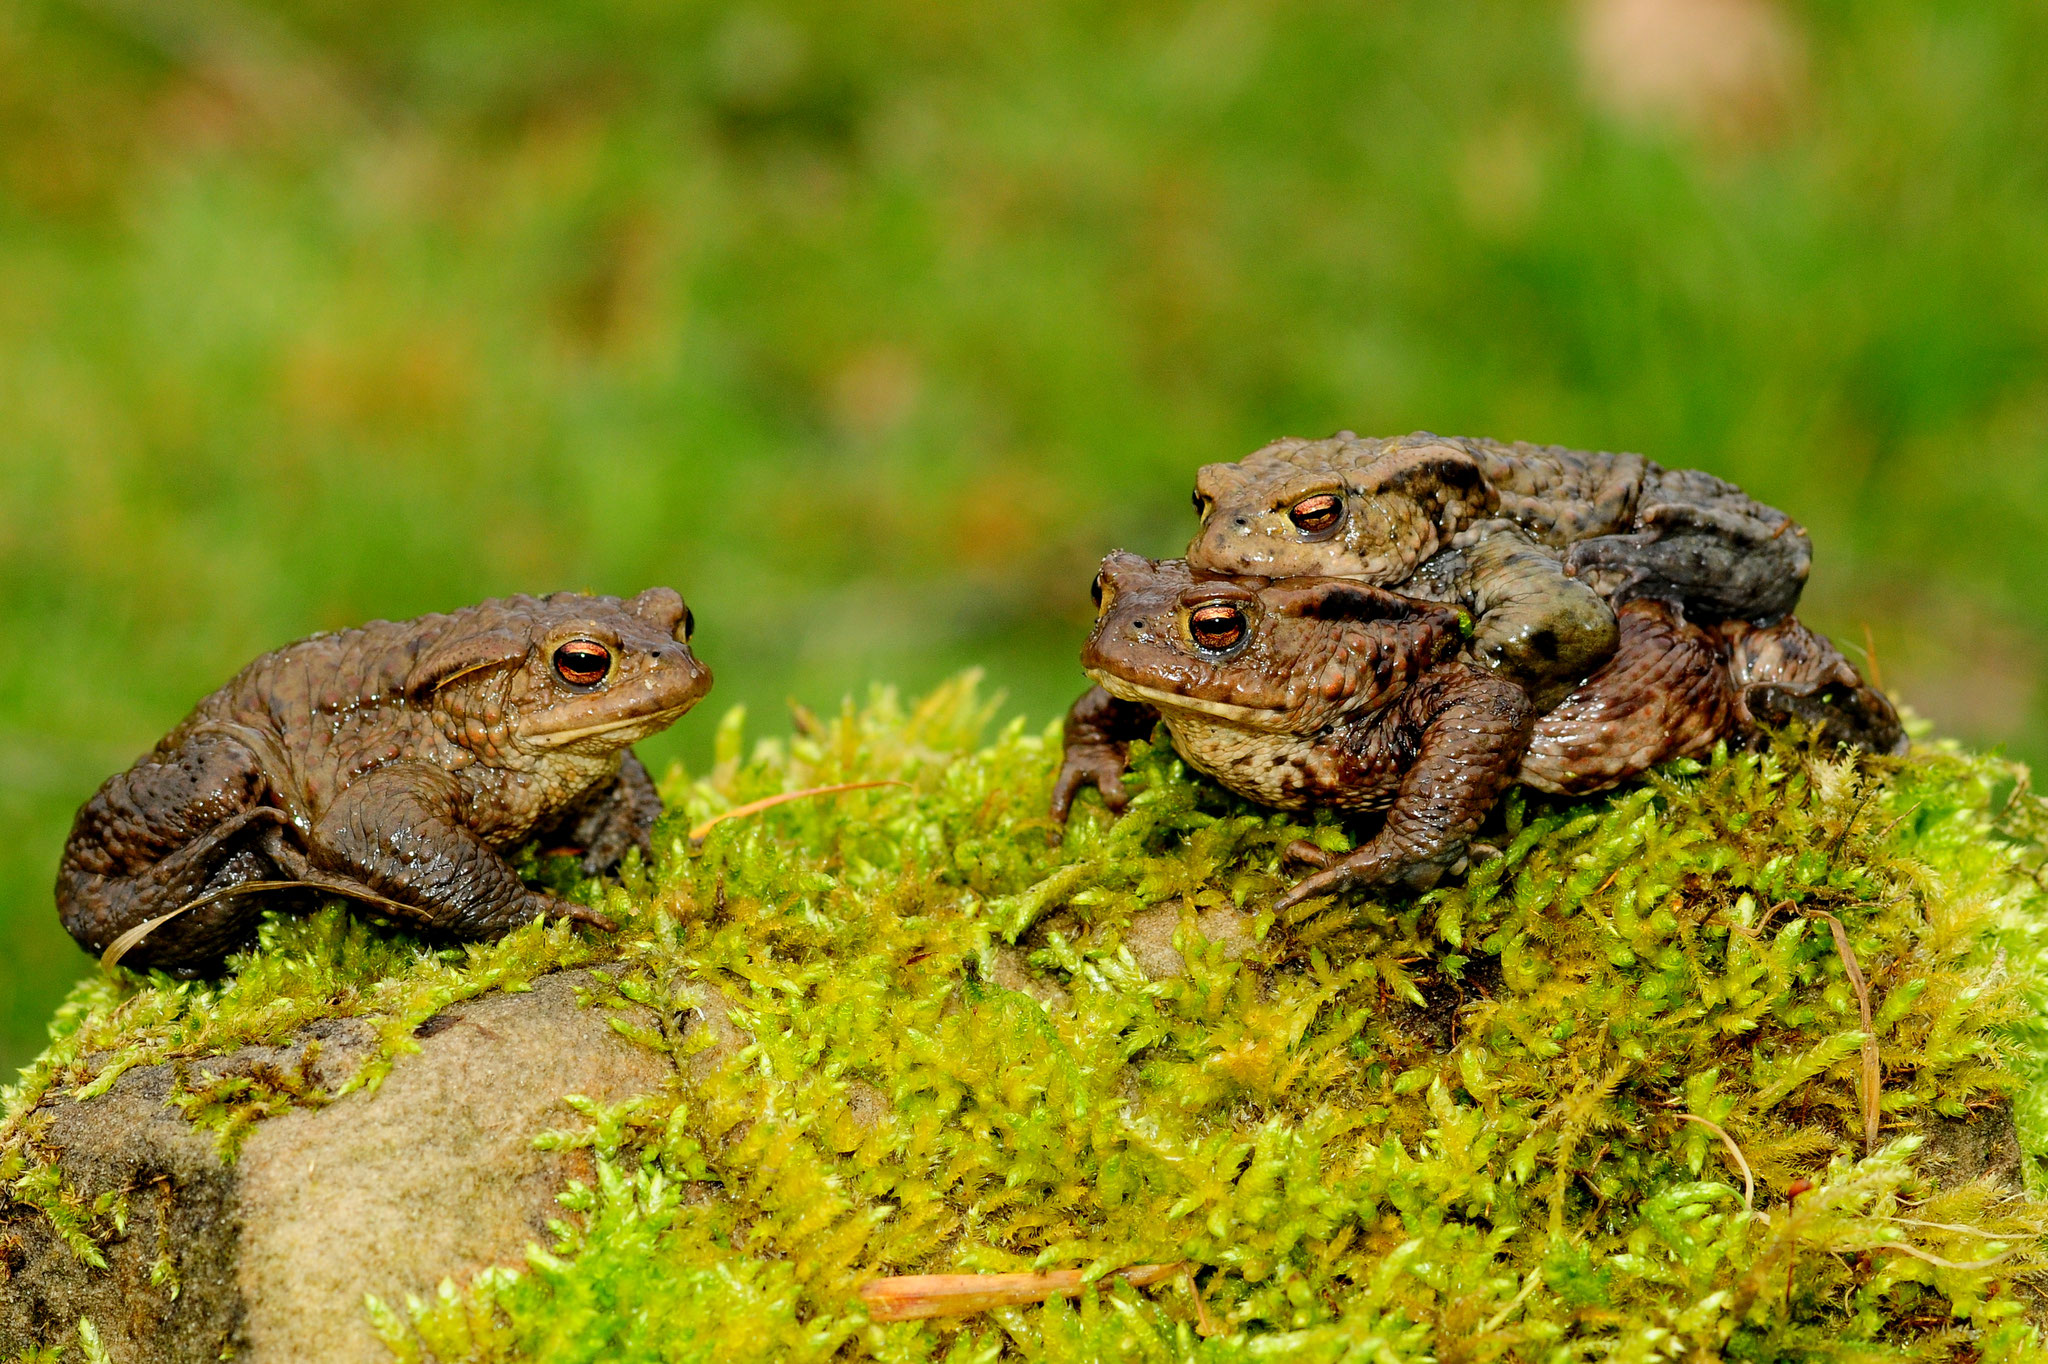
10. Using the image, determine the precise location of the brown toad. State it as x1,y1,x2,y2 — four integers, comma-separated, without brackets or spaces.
1054,553,1896,907
1189,430,1811,704
58,588,711,973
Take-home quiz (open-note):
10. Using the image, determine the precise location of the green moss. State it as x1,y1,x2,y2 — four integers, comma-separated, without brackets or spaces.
6,1317,108,1364
7,675,2048,1360
165,1043,329,1164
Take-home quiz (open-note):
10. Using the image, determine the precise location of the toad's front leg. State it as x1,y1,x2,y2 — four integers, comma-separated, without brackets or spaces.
1049,685,1159,824
309,761,616,938
1460,527,1619,711
1275,665,1533,911
536,750,665,876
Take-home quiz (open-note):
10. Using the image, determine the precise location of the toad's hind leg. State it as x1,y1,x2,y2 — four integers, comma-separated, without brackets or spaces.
1565,470,1813,623
1518,600,1733,796
57,735,293,970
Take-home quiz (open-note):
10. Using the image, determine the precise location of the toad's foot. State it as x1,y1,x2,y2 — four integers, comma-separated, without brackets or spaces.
1273,840,1464,911
1049,686,1157,825
1050,744,1133,824
1722,617,1905,756
1741,684,1906,757
1282,839,1335,870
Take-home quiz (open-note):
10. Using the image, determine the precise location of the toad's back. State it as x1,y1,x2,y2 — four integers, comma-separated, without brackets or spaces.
1196,430,1811,626
1459,436,1648,545
164,611,497,825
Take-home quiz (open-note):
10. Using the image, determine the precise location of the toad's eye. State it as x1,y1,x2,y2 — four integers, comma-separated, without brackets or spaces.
553,641,613,688
1090,572,1117,618
1192,491,1212,519
1289,493,1344,536
1188,603,1247,654
678,609,695,642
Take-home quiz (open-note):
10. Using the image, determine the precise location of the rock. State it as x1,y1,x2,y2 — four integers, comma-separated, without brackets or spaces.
1922,1096,2034,1197
0,970,674,1364
984,944,1072,1011
1124,904,1258,981
0,1047,249,1360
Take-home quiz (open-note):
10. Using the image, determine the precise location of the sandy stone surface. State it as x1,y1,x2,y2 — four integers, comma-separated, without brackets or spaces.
0,969,674,1363
234,970,672,1363
1124,904,1258,981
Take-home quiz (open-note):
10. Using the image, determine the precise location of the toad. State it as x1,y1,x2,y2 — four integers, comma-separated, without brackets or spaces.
1189,431,1812,705
58,588,711,973
1051,553,1897,907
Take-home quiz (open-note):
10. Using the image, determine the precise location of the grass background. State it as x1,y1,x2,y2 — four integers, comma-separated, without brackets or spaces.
0,0,2044,1074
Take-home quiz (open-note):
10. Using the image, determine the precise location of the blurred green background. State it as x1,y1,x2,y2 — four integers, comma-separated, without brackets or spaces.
2,0,2044,1074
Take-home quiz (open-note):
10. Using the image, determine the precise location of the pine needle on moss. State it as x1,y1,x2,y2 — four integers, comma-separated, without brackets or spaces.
858,1264,1184,1321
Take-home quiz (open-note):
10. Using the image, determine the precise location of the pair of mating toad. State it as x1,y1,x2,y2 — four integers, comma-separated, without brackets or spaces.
1049,432,1902,909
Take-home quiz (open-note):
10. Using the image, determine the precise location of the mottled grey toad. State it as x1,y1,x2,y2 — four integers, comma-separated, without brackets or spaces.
1188,430,1810,705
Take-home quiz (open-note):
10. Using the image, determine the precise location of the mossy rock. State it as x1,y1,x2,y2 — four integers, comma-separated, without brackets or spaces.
3,676,2047,1363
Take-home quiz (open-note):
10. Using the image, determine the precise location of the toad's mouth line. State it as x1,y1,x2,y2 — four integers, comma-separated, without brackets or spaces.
1088,669,1284,725
523,702,701,747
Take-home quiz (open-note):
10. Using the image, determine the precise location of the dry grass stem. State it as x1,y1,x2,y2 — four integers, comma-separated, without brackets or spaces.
1480,1266,1545,1333
1678,1113,1756,1216
1181,1264,1220,1337
1806,909,1881,1154
688,782,907,848
1861,1243,2013,1271
1860,622,1886,693
101,879,426,970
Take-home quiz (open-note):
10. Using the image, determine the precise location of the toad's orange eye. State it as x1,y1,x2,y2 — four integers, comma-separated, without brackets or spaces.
1289,493,1343,536
1188,603,1247,654
553,641,612,688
